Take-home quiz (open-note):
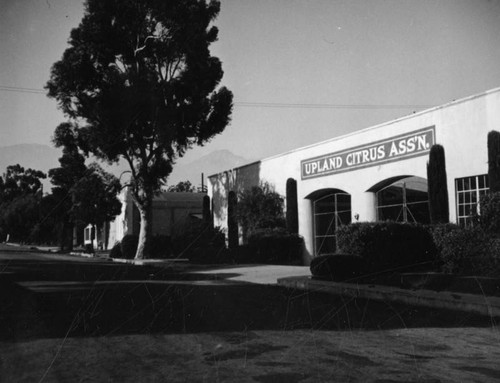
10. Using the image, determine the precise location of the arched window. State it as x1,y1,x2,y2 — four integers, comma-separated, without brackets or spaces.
374,176,429,223
308,189,351,256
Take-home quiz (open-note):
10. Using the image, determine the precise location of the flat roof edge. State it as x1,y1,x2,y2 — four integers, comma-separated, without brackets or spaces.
208,86,500,178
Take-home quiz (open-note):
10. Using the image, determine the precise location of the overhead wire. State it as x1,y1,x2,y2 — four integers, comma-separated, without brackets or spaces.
0,84,434,110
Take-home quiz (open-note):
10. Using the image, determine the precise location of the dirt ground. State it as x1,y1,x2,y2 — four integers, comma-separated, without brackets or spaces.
1,327,500,382
1,249,500,382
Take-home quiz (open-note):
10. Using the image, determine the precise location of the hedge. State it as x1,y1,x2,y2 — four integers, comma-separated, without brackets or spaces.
110,234,172,259
310,254,367,281
246,227,303,265
438,226,500,276
336,222,437,273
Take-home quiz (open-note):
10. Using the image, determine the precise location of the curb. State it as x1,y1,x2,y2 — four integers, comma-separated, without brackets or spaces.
277,276,500,318
111,257,189,265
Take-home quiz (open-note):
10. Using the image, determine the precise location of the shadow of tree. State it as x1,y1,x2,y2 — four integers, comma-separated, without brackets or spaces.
1,276,493,342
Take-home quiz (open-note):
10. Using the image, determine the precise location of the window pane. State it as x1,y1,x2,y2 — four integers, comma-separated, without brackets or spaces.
479,176,485,189
315,214,336,236
470,177,476,189
463,178,470,190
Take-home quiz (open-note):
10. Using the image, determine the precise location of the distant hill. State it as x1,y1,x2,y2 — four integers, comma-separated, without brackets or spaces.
0,144,251,192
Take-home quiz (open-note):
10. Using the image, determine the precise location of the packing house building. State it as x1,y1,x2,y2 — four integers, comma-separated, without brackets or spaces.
208,87,500,261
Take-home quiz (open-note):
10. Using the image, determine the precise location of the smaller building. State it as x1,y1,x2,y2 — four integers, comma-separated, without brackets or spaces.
84,188,205,250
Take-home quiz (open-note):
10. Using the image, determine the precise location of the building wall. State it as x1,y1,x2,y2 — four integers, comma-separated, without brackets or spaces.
208,87,500,259
107,189,204,249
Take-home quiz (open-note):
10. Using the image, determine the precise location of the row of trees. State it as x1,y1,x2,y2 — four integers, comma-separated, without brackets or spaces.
0,124,121,248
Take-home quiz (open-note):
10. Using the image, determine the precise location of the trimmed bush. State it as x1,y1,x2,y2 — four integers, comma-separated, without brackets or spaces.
310,254,367,281
247,227,303,265
149,235,172,258
478,192,500,236
109,241,123,258
428,223,460,256
336,222,437,273
172,221,228,263
439,226,500,276
120,234,139,259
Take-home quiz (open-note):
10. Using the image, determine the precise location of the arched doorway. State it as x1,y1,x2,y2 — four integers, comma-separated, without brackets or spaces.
370,176,429,223
307,189,351,256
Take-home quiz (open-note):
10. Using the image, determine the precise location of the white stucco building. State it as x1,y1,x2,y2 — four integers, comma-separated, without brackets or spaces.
208,87,500,262
84,188,205,250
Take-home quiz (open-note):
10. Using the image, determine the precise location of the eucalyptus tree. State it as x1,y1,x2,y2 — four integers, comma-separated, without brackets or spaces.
46,0,233,258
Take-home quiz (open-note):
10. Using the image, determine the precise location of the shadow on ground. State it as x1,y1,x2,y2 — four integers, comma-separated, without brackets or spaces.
0,257,494,342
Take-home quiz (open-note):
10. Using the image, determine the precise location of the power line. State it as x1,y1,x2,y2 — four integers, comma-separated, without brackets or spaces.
0,85,45,94
0,84,434,110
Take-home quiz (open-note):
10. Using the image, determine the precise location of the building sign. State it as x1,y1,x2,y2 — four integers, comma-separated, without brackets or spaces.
301,126,435,180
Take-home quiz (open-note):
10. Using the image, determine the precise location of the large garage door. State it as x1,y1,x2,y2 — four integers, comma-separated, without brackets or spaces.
313,193,351,256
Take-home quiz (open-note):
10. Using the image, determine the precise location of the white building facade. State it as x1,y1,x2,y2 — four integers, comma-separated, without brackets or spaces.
208,87,500,262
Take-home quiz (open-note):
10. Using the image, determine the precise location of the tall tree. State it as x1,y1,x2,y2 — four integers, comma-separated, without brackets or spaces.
0,165,46,242
427,144,449,224
46,0,233,259
49,123,121,250
488,130,500,193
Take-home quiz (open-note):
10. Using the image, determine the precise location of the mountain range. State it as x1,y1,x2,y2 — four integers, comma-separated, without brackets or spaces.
0,144,251,191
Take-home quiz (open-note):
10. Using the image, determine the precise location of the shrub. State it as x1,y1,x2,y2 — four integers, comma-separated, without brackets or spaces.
149,235,172,258
231,244,256,264
172,221,228,263
310,254,367,281
336,222,437,273
109,241,123,258
247,227,303,265
478,192,500,236
428,223,460,256
236,182,285,240
120,234,139,259
438,226,500,276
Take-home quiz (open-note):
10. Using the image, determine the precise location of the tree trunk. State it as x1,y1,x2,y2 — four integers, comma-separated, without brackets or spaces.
134,198,153,259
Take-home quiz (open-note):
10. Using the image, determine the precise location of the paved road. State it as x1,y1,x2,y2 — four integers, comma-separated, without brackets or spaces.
1,248,499,382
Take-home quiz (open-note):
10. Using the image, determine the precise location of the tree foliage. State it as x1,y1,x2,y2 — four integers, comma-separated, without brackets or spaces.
167,180,196,192
236,182,285,241
49,123,121,249
46,0,233,259
71,163,122,226
0,165,46,243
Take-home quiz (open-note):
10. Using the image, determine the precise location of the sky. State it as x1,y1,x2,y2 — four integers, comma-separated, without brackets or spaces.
1,0,500,165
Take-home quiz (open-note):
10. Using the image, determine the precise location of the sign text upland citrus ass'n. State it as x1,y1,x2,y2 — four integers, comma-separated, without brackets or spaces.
301,126,435,180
